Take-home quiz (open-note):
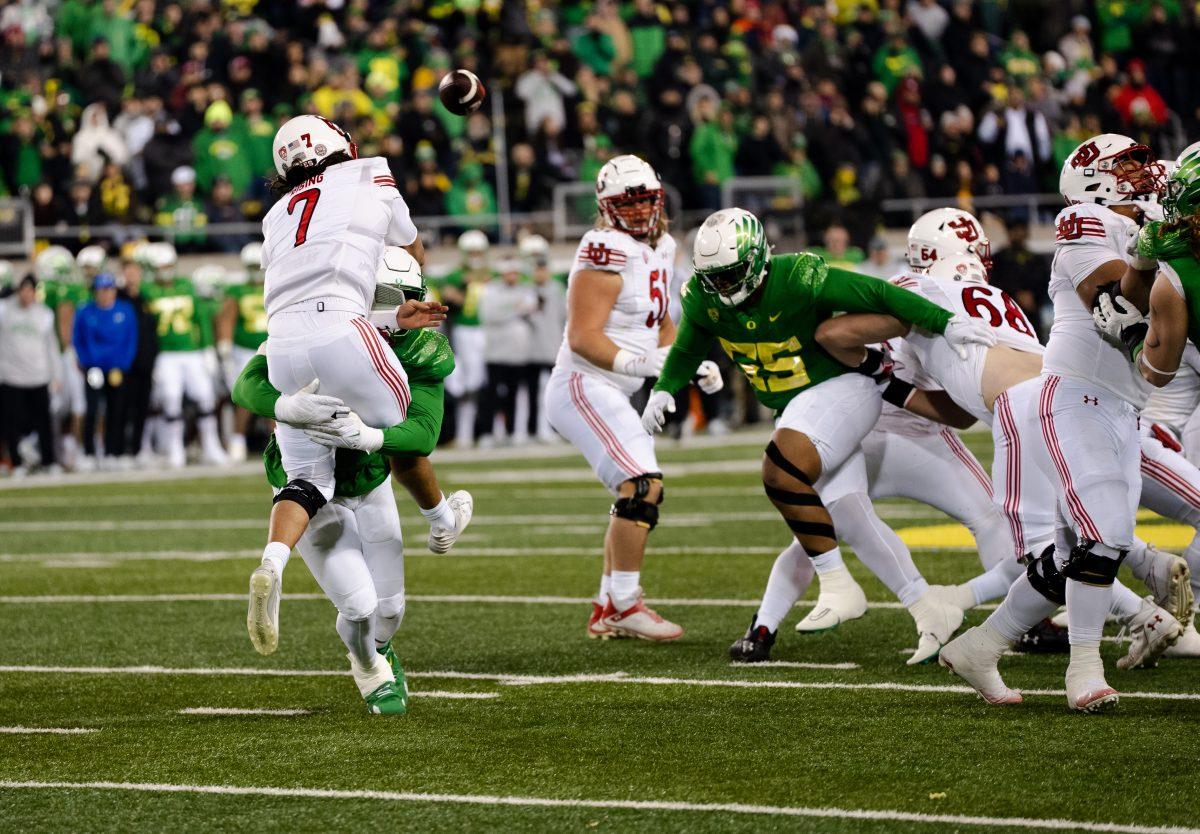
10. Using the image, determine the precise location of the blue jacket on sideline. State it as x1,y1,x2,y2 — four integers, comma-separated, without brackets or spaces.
73,298,139,373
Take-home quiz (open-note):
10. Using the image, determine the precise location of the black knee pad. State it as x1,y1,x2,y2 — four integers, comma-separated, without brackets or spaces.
273,478,328,519
1025,545,1066,605
1060,539,1125,587
611,473,663,530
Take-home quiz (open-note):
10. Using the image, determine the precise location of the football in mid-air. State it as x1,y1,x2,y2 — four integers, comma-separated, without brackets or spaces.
438,69,487,115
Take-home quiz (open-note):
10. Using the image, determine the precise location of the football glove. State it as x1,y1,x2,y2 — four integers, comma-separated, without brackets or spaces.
941,317,997,360
853,346,894,384
274,379,349,427
1091,292,1148,359
303,410,384,453
641,389,676,434
613,347,666,378
694,360,723,394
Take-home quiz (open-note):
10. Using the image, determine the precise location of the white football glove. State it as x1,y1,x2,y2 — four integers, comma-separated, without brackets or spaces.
941,317,997,360
641,389,676,434
1092,292,1146,346
303,410,384,453
274,379,349,427
694,359,723,394
612,347,666,378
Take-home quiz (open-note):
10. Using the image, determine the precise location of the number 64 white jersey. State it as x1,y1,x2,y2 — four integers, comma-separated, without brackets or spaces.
890,272,1043,425
554,227,676,395
262,157,418,320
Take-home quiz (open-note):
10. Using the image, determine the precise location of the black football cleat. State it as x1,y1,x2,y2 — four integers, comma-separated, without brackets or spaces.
730,616,776,663
1012,617,1070,654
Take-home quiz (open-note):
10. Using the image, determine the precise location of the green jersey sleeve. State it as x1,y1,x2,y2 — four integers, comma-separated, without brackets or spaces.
380,382,443,457
815,267,953,334
231,353,279,419
655,282,715,395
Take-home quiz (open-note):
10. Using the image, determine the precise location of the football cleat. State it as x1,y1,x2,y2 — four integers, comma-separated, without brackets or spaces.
247,563,281,655
1116,597,1183,670
601,594,683,641
1065,650,1118,713
730,616,776,663
1012,618,1071,654
906,587,965,665
350,653,406,716
794,567,868,633
587,600,625,640
938,624,1022,705
1164,617,1200,657
1136,545,1193,624
428,490,474,554
378,641,409,703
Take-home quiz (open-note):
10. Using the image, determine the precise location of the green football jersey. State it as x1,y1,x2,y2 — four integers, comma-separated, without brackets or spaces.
656,252,954,411
224,283,267,350
438,268,490,327
37,280,86,348
1158,256,1200,348
143,277,204,352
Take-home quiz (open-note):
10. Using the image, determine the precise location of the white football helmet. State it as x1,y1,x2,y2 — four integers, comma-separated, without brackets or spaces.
596,154,665,238
35,246,78,283
1059,133,1165,207
76,245,107,275
906,208,991,273
370,246,425,333
458,229,489,270
272,114,357,177
518,233,549,265
192,264,227,298
148,241,178,273
240,242,264,269
926,252,989,286
692,208,770,307
0,261,13,290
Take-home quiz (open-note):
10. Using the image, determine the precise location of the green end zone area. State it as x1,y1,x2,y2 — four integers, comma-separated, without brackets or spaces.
0,432,1197,833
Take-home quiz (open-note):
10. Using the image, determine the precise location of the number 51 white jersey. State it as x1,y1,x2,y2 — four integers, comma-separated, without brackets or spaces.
262,157,418,320
891,272,1043,425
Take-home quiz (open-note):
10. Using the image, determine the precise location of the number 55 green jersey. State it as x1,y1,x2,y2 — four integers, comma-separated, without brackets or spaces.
655,252,953,411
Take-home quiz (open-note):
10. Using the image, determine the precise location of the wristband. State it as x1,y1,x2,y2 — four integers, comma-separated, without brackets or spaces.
1121,321,1149,361
882,378,915,408
1138,351,1178,379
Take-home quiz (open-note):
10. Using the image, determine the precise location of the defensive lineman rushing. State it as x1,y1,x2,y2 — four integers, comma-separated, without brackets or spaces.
643,208,997,663
547,154,721,641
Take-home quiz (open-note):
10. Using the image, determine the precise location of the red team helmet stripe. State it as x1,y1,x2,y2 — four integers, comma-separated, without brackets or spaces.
1141,456,1200,510
939,428,993,498
568,373,643,477
1038,376,1103,542
352,317,410,415
994,392,1026,557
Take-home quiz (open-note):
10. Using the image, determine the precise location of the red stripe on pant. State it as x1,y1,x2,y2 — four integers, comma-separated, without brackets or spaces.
568,373,643,477
940,428,993,497
995,392,1025,555
1038,376,1104,542
351,318,409,416
1141,456,1200,510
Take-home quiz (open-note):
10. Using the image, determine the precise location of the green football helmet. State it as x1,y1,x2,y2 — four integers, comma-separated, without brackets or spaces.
370,246,425,334
692,208,770,307
1164,141,1200,223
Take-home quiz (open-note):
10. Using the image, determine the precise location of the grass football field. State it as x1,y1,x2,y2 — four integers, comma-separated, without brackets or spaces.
1,429,1199,833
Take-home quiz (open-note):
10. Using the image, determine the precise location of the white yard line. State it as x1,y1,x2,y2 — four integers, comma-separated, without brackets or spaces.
0,779,1188,834
410,691,499,700
0,665,1192,702
0,726,98,735
178,707,311,716
730,661,861,670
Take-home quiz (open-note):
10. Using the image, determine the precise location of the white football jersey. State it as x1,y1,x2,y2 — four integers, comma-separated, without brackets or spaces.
554,227,676,395
1140,342,1200,436
891,271,1043,426
262,157,417,319
1044,202,1151,407
873,335,942,438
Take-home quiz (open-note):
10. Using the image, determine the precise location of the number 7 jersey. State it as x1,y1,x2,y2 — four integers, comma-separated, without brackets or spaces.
261,157,418,320
555,227,676,395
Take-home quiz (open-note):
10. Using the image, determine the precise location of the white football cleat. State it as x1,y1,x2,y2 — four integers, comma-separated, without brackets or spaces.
906,587,965,665
227,434,248,463
1116,597,1182,670
1164,617,1200,657
794,567,868,633
428,490,473,554
1135,545,1193,624
938,624,1022,705
1066,649,1119,713
601,593,683,641
247,563,281,655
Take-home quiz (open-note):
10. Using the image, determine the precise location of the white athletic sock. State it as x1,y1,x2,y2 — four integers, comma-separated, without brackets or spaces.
755,541,815,632
198,415,224,455
1064,542,1121,646
261,541,291,575
967,558,1024,606
968,512,1017,571
809,547,845,574
609,570,640,611
336,613,377,669
420,495,458,530
374,612,404,649
986,573,1058,643
1108,578,1143,624
597,574,612,606
828,492,925,605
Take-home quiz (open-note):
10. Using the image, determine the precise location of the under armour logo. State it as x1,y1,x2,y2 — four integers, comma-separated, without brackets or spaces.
1083,395,1098,405
1148,614,1163,632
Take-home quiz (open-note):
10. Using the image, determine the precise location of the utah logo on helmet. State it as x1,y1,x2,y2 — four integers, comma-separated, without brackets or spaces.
272,115,358,177
906,207,991,273
1059,133,1165,207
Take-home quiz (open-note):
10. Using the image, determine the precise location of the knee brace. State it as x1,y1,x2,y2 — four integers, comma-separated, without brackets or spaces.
1025,545,1066,605
1060,538,1126,587
273,478,328,519
611,473,664,530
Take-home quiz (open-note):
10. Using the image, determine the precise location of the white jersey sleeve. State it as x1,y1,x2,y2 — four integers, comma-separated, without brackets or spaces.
872,336,944,438
1042,203,1151,407
370,159,419,247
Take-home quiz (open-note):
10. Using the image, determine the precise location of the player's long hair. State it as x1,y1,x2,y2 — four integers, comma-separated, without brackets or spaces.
594,208,670,247
267,151,355,198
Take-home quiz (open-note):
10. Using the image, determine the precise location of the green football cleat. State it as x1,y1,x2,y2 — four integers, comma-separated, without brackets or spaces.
379,642,409,705
363,681,408,715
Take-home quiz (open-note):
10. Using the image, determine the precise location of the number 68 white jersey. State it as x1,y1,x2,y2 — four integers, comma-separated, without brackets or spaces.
262,157,418,320
891,272,1043,425
554,227,676,395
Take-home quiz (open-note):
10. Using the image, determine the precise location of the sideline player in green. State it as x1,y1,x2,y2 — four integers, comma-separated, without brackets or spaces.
232,247,471,714
642,208,996,662
217,242,268,462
